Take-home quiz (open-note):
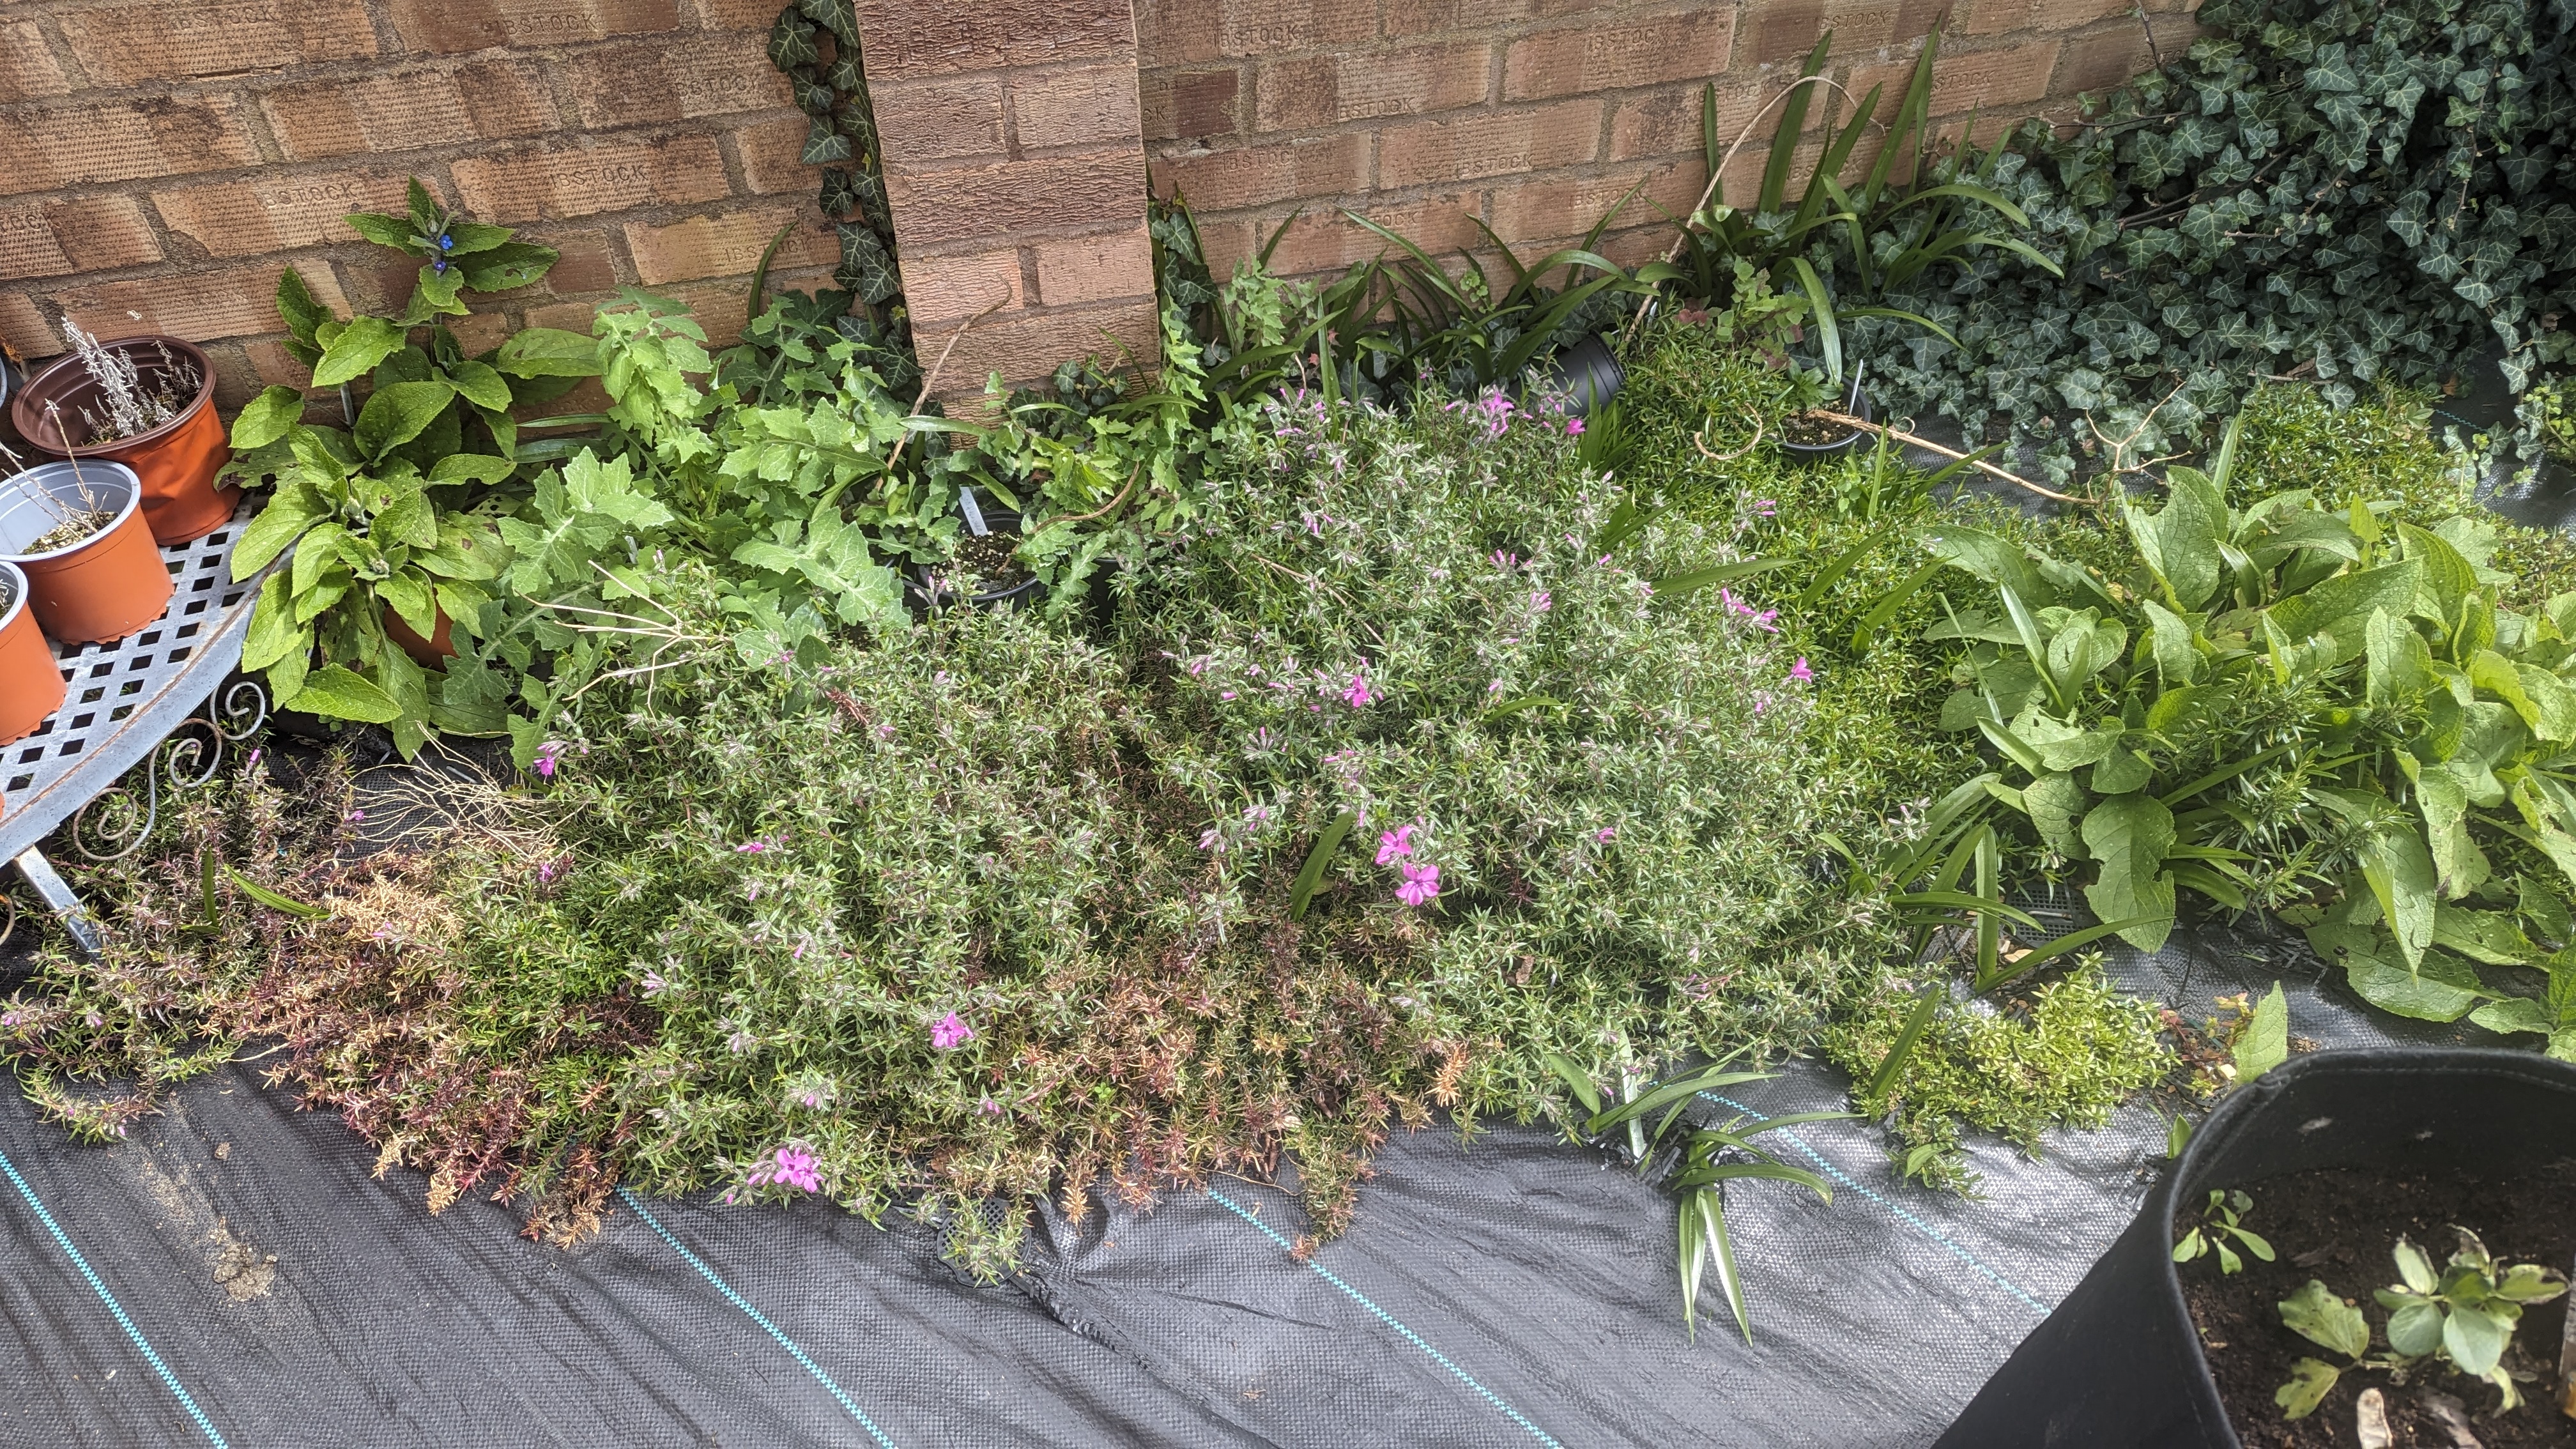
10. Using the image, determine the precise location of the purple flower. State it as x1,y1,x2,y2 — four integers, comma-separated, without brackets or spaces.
735,839,770,854
1790,657,1814,683
344,809,366,823
1342,671,1373,708
1753,498,1777,518
1565,417,1584,437
1531,589,1552,613
534,741,566,779
1595,827,1616,843
641,970,668,998
979,1097,1002,1116
752,1146,820,1193
1395,861,1441,908
1376,823,1416,865
931,1012,974,1050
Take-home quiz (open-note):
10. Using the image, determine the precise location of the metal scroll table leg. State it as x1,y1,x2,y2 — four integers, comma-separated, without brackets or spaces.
11,848,102,956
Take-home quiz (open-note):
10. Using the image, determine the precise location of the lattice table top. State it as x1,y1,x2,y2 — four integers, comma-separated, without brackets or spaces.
1,500,269,862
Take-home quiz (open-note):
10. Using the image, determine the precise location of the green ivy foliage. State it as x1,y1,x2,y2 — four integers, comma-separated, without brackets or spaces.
1855,0,2576,480
765,1,905,313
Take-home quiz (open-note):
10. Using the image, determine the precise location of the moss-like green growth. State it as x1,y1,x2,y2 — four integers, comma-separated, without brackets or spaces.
1822,963,2172,1193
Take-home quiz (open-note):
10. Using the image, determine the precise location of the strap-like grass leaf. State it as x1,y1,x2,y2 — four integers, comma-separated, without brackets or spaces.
1288,809,1353,921
227,870,328,919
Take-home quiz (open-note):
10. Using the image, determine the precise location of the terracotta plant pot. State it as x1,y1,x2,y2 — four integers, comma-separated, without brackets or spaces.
0,460,174,644
11,335,241,546
385,605,456,668
0,560,63,747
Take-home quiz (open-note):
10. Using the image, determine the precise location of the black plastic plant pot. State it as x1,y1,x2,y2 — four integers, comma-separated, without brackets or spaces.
1932,1048,2576,1449
1779,378,1874,463
1539,335,1625,417
907,493,1044,613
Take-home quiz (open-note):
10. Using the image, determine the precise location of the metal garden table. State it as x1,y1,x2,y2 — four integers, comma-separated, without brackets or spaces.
2,500,270,953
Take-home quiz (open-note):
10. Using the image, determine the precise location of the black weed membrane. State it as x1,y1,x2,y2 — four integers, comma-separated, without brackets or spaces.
0,890,2506,1448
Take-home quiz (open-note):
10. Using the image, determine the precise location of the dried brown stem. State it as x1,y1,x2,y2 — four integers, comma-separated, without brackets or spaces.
1810,409,2090,504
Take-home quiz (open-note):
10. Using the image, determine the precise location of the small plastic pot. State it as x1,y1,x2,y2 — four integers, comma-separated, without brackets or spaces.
12,335,241,546
0,560,63,747
1780,379,1874,463
0,460,174,645
908,493,1045,612
385,605,457,668
1538,335,1625,417
1931,1048,2576,1449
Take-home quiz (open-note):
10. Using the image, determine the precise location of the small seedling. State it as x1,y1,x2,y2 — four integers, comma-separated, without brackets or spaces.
2273,1228,2569,1417
2174,1188,2275,1275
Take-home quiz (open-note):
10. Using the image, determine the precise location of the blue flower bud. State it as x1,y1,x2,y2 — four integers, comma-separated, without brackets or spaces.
438,233,453,250
433,256,448,274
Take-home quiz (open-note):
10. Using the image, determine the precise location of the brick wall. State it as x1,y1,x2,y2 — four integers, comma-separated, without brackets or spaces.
0,0,839,413
1137,0,2192,283
851,0,1162,402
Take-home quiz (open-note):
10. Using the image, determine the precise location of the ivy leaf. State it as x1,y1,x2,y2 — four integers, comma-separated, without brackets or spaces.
2082,792,2177,949
797,0,859,45
802,116,854,165
312,316,407,388
354,380,457,459
287,664,403,724
768,6,821,68
836,224,901,303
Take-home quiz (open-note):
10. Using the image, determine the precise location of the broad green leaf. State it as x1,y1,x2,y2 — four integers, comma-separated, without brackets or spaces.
2442,1302,2510,1376
240,573,308,671
2234,982,2288,1082
275,266,333,348
312,314,406,388
2398,523,2478,626
2269,558,2423,645
2467,995,2554,1035
2273,1359,2340,1420
371,485,438,550
343,211,417,250
494,327,603,379
230,474,328,579
2021,771,2087,857
2142,601,2203,684
2384,1296,2444,1356
353,379,457,459
427,453,516,487
454,240,557,293
445,359,514,412
2279,1280,2369,1358
2092,746,2152,795
2432,904,2535,964
2345,947,2484,1022
2126,468,2224,610
1289,810,1354,921
230,385,307,451
2366,608,2434,703
2360,829,2438,969
2082,792,2177,949
2393,1238,2439,1294
378,569,438,638
286,664,402,723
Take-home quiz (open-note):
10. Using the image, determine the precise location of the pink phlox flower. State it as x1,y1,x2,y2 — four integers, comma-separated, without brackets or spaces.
344,809,365,823
1375,823,1416,865
931,1012,974,1050
1752,609,1779,633
641,970,668,997
1753,498,1778,518
751,1147,820,1193
792,939,808,961
534,741,567,778
735,838,771,854
1753,690,1775,714
1487,678,1506,693
1186,656,1212,677
1342,671,1373,708
979,1097,1002,1116
245,747,261,769
1395,861,1441,908
1491,549,1517,569
1565,417,1585,437
1595,827,1616,843
1790,657,1814,683
1531,589,1552,613
1220,690,1238,700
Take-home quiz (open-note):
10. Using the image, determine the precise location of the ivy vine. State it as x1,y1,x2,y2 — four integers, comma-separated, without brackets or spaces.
763,0,912,371
1851,0,2576,481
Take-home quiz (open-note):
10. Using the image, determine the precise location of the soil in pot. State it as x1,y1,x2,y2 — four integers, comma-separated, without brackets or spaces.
10,332,239,546
1782,410,1864,447
952,530,1030,591
2185,1158,2576,1448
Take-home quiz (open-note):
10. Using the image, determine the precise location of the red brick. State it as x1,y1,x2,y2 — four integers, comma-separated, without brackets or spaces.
2051,26,2156,96
1149,133,1368,210
1012,63,1146,150
345,249,435,316
452,135,733,222
0,98,257,197
1607,81,1768,164
1142,68,1243,142
1377,99,1605,188
1218,0,1379,56
260,64,557,162
62,0,376,84
523,229,623,295
1742,0,1826,65
1254,43,1492,132
1814,0,1954,54
624,204,838,284
694,0,795,27
1382,0,1600,38
1504,12,1735,102
917,299,1162,397
1486,161,1702,250
1849,41,2060,118
388,0,682,52
151,172,417,259
903,248,1027,328
885,150,1148,249
447,310,520,354
1963,0,2130,34
243,338,320,394
850,0,1135,81
38,262,349,346
1135,0,1220,65
1033,226,1157,306
0,197,162,280
565,32,793,128
524,300,604,334
871,77,1011,162
0,19,68,103
1257,192,1484,275
0,293,57,360
737,115,820,195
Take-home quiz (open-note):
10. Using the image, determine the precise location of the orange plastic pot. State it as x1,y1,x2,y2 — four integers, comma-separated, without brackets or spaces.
0,560,63,747
0,461,174,644
12,336,241,546
385,605,456,668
